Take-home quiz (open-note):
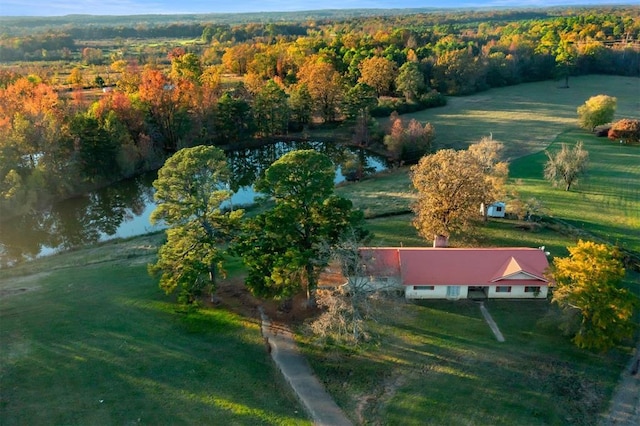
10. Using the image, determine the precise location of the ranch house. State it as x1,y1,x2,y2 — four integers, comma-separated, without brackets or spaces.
352,247,550,300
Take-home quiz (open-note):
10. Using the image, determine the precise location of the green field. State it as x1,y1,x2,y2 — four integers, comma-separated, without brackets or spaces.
398,75,640,158
311,74,640,425
1,75,639,425
344,75,640,255
299,298,634,425
0,236,309,425
510,130,640,254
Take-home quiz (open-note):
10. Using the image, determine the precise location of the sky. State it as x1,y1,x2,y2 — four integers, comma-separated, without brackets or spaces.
0,1,631,17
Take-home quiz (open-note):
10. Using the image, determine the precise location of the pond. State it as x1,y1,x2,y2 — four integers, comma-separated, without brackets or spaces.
0,141,390,265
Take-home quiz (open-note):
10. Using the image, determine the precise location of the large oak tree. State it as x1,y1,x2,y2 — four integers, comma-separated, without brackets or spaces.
234,149,366,304
411,149,492,244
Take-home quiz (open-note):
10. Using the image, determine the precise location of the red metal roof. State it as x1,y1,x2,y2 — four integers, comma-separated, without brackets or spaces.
359,247,550,287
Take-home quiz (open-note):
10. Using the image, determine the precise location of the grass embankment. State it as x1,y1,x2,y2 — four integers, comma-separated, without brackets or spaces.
0,235,309,425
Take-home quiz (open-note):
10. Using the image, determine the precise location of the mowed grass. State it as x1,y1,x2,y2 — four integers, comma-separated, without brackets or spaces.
340,75,640,255
393,75,640,158
299,298,635,425
510,130,640,254
0,238,309,425
305,75,640,424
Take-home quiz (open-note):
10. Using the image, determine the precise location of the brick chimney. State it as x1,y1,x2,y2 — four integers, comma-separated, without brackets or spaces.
433,235,449,248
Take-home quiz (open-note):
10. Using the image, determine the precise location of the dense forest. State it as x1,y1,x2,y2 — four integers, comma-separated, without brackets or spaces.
0,6,639,219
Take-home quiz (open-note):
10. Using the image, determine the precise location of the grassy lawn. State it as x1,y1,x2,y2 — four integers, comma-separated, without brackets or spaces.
336,167,414,218
0,236,309,425
338,75,640,256
302,74,640,425
298,298,635,425
2,75,638,425
510,129,640,254
392,75,640,159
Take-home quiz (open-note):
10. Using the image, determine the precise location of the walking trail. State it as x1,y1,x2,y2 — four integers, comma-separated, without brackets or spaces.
479,302,505,342
259,307,353,426
600,341,640,426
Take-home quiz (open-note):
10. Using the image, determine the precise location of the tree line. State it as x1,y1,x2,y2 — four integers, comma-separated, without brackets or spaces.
1,6,639,220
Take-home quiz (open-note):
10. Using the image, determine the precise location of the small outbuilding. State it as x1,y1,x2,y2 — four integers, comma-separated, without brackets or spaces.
481,201,506,218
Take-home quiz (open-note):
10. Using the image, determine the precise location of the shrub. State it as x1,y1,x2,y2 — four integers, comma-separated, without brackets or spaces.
608,118,640,145
371,90,446,117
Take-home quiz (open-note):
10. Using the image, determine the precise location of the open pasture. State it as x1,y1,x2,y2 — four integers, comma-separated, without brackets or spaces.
510,130,640,254
351,75,640,254
0,239,309,425
299,297,633,425
398,75,640,159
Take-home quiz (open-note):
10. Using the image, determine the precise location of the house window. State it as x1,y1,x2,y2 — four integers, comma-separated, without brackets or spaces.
495,286,512,293
495,206,503,212
446,286,460,297
525,286,541,293
413,285,435,291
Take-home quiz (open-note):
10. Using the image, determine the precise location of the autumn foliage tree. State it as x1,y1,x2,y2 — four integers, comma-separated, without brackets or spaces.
608,118,640,145
384,115,435,163
548,240,638,351
468,136,509,220
0,77,68,216
138,67,191,152
577,94,617,132
358,56,398,96
296,57,343,122
411,149,492,244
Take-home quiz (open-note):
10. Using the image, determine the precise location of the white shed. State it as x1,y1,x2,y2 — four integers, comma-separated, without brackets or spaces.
481,202,506,218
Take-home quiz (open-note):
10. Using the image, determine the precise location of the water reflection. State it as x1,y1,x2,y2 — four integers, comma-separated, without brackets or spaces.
0,172,158,266
0,141,388,265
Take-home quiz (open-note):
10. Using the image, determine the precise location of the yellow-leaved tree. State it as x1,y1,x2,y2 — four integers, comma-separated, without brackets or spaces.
411,149,492,245
548,240,638,351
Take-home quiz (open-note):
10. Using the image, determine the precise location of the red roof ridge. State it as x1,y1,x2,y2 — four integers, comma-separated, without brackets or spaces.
490,256,548,282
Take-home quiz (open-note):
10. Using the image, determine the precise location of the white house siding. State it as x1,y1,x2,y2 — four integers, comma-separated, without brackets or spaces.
405,285,469,300
405,284,547,299
487,285,548,299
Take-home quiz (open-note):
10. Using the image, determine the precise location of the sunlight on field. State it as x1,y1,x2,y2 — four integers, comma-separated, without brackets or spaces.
397,75,640,159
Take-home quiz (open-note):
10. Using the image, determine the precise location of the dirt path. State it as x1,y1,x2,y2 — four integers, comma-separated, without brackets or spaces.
259,307,353,426
479,302,505,342
600,343,640,426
